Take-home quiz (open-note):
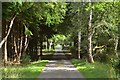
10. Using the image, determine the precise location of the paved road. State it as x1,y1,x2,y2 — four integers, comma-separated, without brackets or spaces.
38,45,85,80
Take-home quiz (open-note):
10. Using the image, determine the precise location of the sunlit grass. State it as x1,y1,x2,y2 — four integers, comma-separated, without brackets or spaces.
2,60,48,79
71,59,115,79
41,49,55,55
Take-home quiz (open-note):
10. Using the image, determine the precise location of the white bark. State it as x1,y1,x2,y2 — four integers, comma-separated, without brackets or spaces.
4,25,8,63
88,1,94,63
23,35,29,53
0,15,16,48
78,31,81,59
46,42,47,50
4,41,7,63
114,36,119,58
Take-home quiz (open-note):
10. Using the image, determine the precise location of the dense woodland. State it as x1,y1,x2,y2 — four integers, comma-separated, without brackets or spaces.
0,1,120,78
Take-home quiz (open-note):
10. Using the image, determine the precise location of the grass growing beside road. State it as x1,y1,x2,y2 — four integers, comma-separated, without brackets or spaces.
2,60,48,79
71,59,115,79
42,49,55,55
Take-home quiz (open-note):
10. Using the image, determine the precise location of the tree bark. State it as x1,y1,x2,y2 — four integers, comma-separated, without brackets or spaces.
4,41,7,63
14,37,19,63
78,31,81,59
47,38,49,50
88,35,94,63
4,25,8,63
40,41,43,56
46,42,47,50
0,15,16,48
114,36,119,58
0,2,2,66
87,2,94,63
23,35,29,54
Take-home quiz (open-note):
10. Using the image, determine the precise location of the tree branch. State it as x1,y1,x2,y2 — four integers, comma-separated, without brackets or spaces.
0,15,16,48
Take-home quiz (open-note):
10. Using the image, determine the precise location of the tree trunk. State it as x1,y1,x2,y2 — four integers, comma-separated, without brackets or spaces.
0,2,2,66
87,2,94,63
46,42,48,50
23,35,29,54
40,41,43,56
78,31,81,59
88,35,94,63
29,39,34,61
0,15,16,48
73,36,78,58
17,36,23,64
72,42,74,47
49,42,52,51
14,37,19,63
35,42,37,54
47,39,49,50
13,35,22,64
114,36,119,58
46,38,48,50
4,41,7,63
4,25,8,63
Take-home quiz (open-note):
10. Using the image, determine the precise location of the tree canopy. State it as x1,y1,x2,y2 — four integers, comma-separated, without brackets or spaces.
1,1,120,78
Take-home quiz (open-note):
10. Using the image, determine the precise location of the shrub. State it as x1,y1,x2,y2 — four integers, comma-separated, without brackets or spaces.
111,58,120,78
21,54,31,64
94,46,115,63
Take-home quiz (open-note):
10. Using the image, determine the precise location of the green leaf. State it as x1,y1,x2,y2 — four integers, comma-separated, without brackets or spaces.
24,24,33,36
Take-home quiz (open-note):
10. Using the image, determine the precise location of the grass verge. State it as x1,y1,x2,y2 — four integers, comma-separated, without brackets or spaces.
71,59,116,79
1,60,48,79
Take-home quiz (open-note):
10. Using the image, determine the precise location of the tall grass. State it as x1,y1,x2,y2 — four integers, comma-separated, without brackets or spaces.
1,60,48,79
71,59,116,79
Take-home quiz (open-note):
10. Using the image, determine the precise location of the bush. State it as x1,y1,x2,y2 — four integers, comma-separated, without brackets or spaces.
21,54,31,64
111,58,120,78
94,46,115,63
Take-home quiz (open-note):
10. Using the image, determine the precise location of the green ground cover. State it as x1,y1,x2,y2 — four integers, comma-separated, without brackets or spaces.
71,59,116,79
1,60,48,79
41,49,55,55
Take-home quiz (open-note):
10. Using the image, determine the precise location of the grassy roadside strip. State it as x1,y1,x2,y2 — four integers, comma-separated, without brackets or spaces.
71,59,116,79
1,60,48,79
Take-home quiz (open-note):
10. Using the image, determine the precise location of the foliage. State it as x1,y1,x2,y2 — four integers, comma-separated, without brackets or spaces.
44,2,67,26
111,58,120,78
2,1,120,78
24,25,33,37
2,2,68,63
51,34,67,45
21,54,31,64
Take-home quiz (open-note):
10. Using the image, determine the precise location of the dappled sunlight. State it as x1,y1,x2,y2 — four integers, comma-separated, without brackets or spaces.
77,66,87,70
2,60,48,78
2,2,120,79
27,66,43,70
43,67,78,72
39,59,84,78
48,60,58,63
31,60,48,64
71,59,114,78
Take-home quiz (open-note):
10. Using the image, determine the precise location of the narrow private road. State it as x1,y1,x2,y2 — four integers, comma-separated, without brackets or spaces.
38,44,85,80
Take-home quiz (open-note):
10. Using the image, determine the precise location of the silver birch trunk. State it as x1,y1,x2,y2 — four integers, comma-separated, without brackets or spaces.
88,1,94,63
114,36,119,58
78,31,81,59
0,15,16,48
4,41,7,63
